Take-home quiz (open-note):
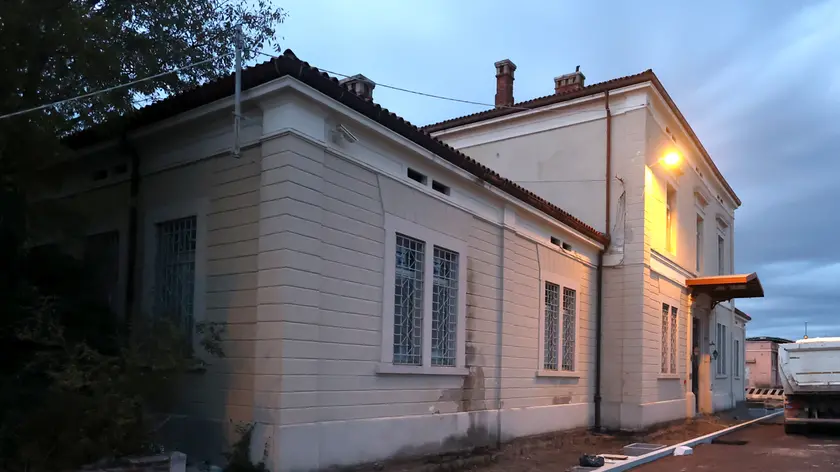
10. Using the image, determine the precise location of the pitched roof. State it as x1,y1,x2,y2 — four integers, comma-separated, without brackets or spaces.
422,70,741,207
65,50,608,245
734,307,753,321
746,336,792,344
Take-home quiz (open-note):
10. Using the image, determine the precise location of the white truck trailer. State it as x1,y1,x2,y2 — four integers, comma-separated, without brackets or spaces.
779,337,840,433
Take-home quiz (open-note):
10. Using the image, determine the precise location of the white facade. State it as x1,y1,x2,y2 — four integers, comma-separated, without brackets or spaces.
38,55,757,470
39,70,610,471
431,77,750,428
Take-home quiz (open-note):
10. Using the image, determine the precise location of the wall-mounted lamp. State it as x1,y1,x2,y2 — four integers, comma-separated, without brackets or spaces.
651,150,684,176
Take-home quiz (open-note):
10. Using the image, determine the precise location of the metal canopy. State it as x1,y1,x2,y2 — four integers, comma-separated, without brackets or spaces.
685,273,764,301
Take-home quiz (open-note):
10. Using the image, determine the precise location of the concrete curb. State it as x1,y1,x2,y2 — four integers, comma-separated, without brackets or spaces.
596,410,783,471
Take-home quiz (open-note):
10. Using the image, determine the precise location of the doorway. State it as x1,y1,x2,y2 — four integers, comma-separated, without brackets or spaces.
692,317,701,412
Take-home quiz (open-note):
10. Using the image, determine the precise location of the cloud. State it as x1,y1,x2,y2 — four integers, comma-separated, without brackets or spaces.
272,0,840,338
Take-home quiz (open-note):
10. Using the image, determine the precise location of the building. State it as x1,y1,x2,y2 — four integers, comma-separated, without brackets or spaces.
33,50,763,471
425,59,763,428
745,335,793,388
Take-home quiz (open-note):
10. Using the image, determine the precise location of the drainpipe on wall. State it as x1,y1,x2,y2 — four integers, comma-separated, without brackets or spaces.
121,136,141,327
594,91,612,431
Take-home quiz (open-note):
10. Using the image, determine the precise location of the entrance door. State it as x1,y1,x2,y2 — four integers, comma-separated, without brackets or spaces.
692,317,701,411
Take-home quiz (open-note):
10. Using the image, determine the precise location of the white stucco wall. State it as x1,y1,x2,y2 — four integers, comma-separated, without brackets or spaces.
254,109,600,470
42,77,608,472
435,85,746,431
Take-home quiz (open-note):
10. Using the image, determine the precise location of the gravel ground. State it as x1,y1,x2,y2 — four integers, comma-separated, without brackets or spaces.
362,410,747,472
636,416,840,472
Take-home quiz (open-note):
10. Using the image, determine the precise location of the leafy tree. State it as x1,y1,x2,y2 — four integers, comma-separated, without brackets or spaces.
0,1,285,470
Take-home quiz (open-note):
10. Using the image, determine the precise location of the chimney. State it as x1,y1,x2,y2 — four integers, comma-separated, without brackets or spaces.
494,59,516,108
340,74,376,101
554,66,585,94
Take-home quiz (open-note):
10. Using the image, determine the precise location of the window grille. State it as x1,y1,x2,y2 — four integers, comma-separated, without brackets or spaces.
393,234,425,365
155,216,197,343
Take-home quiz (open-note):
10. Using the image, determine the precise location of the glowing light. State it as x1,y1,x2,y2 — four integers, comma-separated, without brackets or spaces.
661,151,682,168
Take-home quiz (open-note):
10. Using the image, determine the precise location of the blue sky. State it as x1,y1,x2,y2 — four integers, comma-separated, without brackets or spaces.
271,0,840,339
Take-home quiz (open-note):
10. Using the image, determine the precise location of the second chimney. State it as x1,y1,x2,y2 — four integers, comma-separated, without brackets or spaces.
554,66,585,94
340,74,376,101
494,59,516,108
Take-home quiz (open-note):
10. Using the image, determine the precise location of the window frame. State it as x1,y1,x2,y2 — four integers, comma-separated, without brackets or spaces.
142,198,208,350
716,322,728,377
717,234,726,276
659,301,680,377
734,338,740,379
695,215,704,272
537,270,580,378
665,184,677,254
379,214,468,376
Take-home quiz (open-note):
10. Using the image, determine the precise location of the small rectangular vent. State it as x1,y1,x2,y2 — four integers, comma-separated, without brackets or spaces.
550,236,572,251
432,180,450,195
407,168,427,185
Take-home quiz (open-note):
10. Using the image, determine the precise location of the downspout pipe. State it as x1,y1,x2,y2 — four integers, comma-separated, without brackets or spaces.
594,90,612,431
120,135,141,327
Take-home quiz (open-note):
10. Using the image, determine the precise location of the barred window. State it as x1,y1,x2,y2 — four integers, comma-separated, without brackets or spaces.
154,216,197,342
561,287,576,372
670,305,678,374
384,215,466,372
543,282,560,370
394,234,425,365
661,302,678,374
541,277,577,373
431,247,459,366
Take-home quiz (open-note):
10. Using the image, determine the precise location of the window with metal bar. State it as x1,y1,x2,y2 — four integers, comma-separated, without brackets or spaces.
734,339,740,378
432,247,458,366
561,287,576,371
661,303,670,373
696,215,704,272
543,282,560,370
154,216,197,343
393,234,425,365
383,216,467,373
670,305,678,374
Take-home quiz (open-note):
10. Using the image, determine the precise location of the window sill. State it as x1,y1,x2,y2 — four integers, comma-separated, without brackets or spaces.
376,363,469,376
658,374,680,380
536,370,580,378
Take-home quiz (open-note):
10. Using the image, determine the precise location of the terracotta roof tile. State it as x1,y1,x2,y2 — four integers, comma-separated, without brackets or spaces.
422,70,655,133
65,50,608,245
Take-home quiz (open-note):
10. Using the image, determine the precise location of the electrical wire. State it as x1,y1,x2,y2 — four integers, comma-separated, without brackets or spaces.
254,51,569,113
0,53,232,121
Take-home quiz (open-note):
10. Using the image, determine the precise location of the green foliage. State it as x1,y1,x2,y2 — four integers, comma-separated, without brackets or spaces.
0,0,286,137
223,424,270,472
0,1,286,471
0,252,227,471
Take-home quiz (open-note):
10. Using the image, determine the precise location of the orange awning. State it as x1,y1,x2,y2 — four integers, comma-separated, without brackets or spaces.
685,272,764,301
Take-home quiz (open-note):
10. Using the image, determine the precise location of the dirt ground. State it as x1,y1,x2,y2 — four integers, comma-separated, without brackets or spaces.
637,417,840,472
363,410,746,472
